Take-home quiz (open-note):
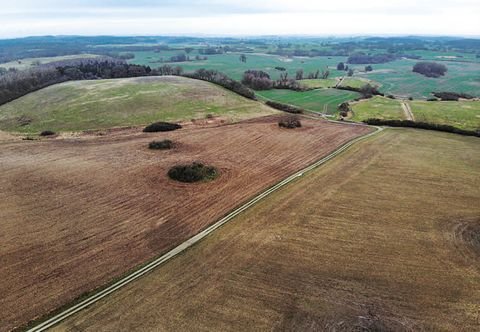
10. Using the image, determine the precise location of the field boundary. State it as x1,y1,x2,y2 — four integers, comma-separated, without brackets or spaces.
26,125,382,332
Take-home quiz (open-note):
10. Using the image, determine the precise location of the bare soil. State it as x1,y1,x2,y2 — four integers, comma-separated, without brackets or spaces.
53,129,480,332
0,115,371,331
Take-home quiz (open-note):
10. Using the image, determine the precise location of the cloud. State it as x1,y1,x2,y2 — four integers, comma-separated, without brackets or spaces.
0,0,479,37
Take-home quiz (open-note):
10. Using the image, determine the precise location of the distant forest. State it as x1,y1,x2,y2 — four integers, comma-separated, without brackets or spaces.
1,35,480,64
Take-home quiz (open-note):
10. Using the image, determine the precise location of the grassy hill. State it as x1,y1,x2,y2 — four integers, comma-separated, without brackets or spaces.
0,76,276,133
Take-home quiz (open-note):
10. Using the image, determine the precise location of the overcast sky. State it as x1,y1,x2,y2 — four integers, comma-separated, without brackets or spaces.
1,0,479,38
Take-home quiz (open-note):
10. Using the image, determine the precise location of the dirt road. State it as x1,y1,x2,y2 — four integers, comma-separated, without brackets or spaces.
401,101,415,120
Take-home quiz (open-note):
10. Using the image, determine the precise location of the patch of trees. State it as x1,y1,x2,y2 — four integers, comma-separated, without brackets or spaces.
272,75,303,91
337,83,383,99
278,116,302,129
337,62,345,70
168,162,218,183
432,92,474,101
338,102,351,117
184,69,256,100
57,61,153,80
365,65,373,72
156,65,183,76
303,69,329,80
275,66,286,71
148,139,174,150
241,70,307,92
347,53,396,64
241,70,273,90
0,67,67,106
363,119,479,137
265,100,304,114
143,122,182,132
412,62,447,78
169,53,189,62
199,47,224,55
269,49,348,57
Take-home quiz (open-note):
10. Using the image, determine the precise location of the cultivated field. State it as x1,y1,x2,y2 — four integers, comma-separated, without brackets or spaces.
338,77,379,89
350,96,406,121
129,52,346,81
356,59,480,99
0,54,101,70
410,100,480,131
0,76,276,133
128,51,480,99
351,97,480,130
299,78,338,89
257,88,361,115
0,116,371,331
52,129,480,331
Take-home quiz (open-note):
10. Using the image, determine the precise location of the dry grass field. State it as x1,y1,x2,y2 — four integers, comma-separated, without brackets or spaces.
53,129,480,331
0,116,371,331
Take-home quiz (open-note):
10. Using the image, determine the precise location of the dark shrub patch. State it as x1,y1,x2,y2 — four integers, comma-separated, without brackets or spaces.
168,162,218,183
143,122,182,132
363,118,479,137
266,100,304,114
432,91,475,101
412,62,447,78
40,130,55,136
148,139,173,150
278,116,302,129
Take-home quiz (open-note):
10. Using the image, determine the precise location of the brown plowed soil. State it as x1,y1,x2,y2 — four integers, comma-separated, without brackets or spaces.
53,129,480,332
0,115,371,331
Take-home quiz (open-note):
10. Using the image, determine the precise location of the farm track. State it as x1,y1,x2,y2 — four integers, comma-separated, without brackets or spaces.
401,101,415,121
335,75,346,88
0,115,372,332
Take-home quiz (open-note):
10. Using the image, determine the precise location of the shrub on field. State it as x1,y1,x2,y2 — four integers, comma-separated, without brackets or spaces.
168,162,218,183
412,62,447,78
148,139,173,150
338,102,351,117
387,95,396,99
432,91,475,101
363,118,480,137
427,98,438,101
242,70,273,90
265,100,304,114
40,130,55,136
278,116,302,129
143,122,182,132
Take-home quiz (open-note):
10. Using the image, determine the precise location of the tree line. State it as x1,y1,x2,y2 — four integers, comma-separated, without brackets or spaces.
0,59,159,105
363,118,479,137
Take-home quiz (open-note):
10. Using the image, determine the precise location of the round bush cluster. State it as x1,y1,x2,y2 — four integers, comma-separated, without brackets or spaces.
143,122,182,132
278,116,302,129
168,162,218,183
40,130,56,136
148,139,174,150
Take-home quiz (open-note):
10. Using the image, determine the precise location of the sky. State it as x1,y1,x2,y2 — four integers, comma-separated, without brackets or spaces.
0,0,479,38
